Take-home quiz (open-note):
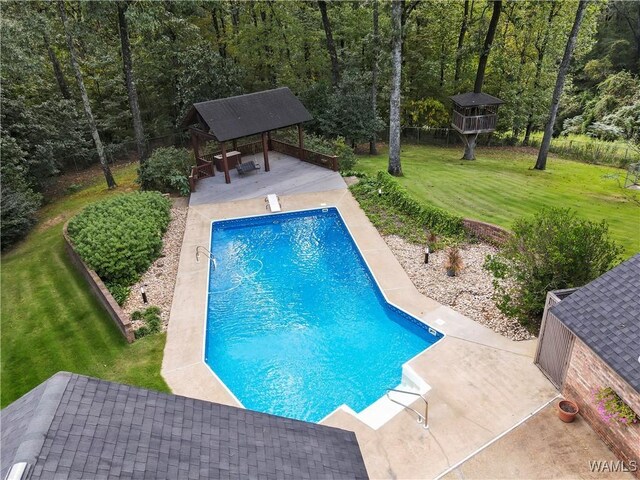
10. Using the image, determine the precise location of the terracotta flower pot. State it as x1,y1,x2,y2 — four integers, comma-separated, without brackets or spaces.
558,399,579,423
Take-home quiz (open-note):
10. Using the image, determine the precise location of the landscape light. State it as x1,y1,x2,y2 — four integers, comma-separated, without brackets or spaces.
140,284,148,304
424,246,430,264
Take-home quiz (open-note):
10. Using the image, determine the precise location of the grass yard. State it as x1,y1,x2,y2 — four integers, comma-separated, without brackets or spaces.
355,145,640,256
1,163,170,407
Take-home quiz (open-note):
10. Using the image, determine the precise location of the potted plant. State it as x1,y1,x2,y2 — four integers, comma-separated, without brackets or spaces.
444,247,463,277
558,399,579,423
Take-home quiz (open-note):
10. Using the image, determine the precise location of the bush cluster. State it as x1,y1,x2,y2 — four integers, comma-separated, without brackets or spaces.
484,207,622,333
138,147,194,196
67,192,171,297
132,306,162,339
351,171,465,238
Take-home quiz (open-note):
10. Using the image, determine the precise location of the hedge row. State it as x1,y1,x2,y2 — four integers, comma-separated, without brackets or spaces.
350,171,465,238
67,192,171,292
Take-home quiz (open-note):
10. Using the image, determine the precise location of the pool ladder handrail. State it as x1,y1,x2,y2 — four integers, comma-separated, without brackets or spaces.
195,246,217,270
386,388,429,429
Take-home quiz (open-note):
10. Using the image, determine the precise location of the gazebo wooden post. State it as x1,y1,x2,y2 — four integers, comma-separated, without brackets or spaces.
267,131,273,150
297,124,304,161
220,141,231,184
191,130,201,161
261,132,270,172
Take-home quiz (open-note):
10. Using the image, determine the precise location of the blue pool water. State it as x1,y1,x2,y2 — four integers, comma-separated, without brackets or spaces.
205,208,442,422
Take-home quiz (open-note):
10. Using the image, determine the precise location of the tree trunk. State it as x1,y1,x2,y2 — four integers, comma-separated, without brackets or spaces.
462,134,478,160
474,0,501,93
117,1,146,162
317,0,340,87
59,1,116,189
388,0,403,176
369,0,379,155
43,29,71,100
535,0,587,170
453,0,469,87
523,1,558,146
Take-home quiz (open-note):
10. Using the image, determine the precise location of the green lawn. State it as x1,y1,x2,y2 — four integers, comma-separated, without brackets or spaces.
355,145,640,256
1,164,170,407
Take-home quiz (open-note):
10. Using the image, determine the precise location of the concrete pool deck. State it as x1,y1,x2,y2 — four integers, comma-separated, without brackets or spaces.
163,172,562,479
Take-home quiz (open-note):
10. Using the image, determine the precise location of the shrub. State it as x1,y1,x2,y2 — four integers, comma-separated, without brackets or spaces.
351,172,465,238
484,208,622,333
1,133,42,250
594,387,638,425
67,192,171,288
106,282,131,306
134,306,162,339
334,137,357,170
1,184,41,251
138,147,193,196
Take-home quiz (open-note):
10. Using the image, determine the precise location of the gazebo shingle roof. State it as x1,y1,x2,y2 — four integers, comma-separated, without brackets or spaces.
1,372,369,479
550,254,640,392
450,92,504,107
182,87,313,141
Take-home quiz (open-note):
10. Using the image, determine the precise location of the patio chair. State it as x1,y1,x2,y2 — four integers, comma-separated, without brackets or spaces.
236,159,261,175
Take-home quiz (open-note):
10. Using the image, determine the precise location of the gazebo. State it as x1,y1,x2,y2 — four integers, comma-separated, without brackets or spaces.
450,92,504,160
182,87,313,184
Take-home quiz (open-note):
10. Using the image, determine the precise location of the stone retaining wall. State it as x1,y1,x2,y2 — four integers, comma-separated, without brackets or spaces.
462,219,512,245
62,223,135,343
563,338,640,476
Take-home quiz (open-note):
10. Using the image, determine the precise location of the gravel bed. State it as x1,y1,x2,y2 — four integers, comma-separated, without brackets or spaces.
122,197,188,331
383,235,533,341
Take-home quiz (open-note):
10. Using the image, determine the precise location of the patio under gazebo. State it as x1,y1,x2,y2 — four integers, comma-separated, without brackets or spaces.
182,87,338,190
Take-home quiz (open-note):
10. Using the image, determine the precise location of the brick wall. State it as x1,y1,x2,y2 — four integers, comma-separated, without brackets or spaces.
563,338,639,476
462,219,512,245
63,223,135,343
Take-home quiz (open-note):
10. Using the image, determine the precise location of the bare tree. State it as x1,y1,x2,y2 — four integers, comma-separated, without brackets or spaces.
59,1,116,189
117,1,146,162
534,0,588,171
474,0,501,93
453,0,470,87
523,1,560,145
388,0,403,176
43,29,71,100
318,0,340,88
370,0,379,155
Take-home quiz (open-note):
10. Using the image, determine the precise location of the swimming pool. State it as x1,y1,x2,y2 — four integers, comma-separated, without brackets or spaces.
204,207,442,422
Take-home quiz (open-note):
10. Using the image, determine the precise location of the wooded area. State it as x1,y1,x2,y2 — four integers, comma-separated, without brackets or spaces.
2,0,639,249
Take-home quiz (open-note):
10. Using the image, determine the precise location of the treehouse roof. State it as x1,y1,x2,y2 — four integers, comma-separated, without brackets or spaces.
182,87,312,142
450,92,504,108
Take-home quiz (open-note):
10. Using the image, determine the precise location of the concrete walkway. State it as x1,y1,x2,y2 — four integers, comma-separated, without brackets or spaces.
163,177,570,478
441,403,633,479
189,152,346,206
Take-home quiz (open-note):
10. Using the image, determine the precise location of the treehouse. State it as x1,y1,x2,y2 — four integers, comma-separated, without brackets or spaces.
450,92,504,134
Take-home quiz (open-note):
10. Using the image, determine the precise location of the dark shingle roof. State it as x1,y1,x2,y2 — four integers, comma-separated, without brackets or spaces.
182,87,313,141
450,92,504,107
550,254,640,392
1,372,368,479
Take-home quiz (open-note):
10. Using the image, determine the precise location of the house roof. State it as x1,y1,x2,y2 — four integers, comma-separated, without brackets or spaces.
450,92,504,107
182,87,313,141
550,254,640,392
1,372,369,480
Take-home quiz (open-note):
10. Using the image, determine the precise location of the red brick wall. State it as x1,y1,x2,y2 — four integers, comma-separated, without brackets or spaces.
462,219,511,245
563,338,639,476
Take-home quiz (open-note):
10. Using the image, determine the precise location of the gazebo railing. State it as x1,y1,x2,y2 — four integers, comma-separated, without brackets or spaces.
452,111,497,134
271,139,338,171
